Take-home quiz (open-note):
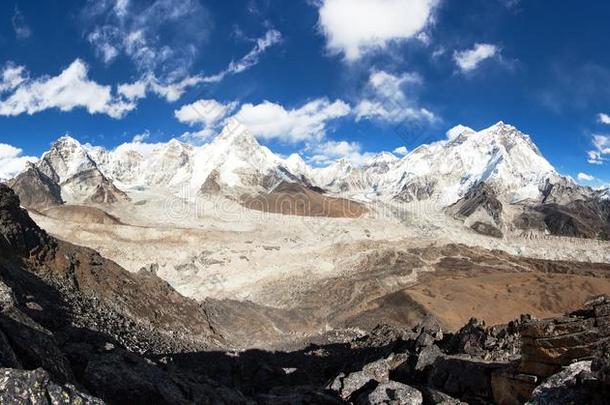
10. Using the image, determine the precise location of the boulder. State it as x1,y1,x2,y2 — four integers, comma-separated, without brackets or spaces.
355,381,423,405
0,368,103,404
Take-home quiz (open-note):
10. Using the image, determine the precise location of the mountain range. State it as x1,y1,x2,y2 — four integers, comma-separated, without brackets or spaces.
6,121,610,240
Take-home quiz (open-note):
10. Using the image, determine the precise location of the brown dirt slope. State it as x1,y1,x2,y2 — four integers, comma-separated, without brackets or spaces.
241,181,367,218
42,205,122,225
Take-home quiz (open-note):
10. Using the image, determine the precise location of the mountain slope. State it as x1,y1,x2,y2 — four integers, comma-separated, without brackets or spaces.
35,136,128,205
384,122,563,205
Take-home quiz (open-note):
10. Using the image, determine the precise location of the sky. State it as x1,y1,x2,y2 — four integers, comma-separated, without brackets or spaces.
0,0,609,187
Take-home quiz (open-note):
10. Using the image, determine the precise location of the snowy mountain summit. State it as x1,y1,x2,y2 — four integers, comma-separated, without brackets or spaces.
8,122,590,208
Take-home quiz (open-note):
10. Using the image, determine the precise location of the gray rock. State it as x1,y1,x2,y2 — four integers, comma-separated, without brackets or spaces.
355,381,423,405
526,361,593,405
0,367,104,404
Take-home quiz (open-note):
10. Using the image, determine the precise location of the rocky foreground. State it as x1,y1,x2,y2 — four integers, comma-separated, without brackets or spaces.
1,182,610,404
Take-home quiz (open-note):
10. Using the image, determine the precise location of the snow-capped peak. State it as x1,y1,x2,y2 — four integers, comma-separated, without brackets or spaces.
284,153,311,177
384,121,561,205
446,124,475,140
364,152,398,167
38,134,98,183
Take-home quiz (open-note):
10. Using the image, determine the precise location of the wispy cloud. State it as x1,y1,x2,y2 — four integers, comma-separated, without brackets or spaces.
12,6,32,40
587,134,610,165
83,0,211,80
200,30,282,83
117,29,282,103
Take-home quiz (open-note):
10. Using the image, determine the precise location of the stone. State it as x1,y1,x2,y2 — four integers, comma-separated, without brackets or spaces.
0,368,103,404
355,381,423,405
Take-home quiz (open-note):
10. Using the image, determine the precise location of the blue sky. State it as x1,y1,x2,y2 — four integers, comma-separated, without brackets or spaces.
0,0,609,186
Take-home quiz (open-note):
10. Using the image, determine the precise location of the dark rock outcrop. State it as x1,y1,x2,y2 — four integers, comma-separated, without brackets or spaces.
7,164,63,211
519,295,610,378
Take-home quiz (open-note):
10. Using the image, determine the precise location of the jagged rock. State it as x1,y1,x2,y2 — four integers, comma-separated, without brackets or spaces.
591,342,610,386
519,295,610,378
329,353,409,399
0,368,103,404
355,381,423,405
8,164,63,211
525,361,608,405
445,317,522,362
257,386,342,405
418,386,465,405
427,356,508,403
470,221,503,238
448,183,503,225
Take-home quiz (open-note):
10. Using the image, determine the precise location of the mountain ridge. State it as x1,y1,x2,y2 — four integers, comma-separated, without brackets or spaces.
6,122,608,239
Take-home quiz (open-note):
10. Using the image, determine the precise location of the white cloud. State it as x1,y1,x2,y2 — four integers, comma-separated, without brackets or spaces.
116,30,282,103
393,146,408,156
598,113,610,125
0,64,27,94
233,98,351,143
453,43,498,73
317,0,438,61
355,70,436,123
200,30,282,83
577,172,595,181
175,99,238,128
593,134,610,154
132,130,150,143
0,59,135,119
588,134,610,164
12,6,32,40
306,140,372,166
588,150,604,165
0,143,38,180
83,0,211,80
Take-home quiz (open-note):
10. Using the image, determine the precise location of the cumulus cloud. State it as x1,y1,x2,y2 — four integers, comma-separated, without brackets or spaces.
0,143,38,180
174,99,238,140
175,99,238,127
0,59,135,119
393,146,408,156
598,113,610,125
453,43,498,73
12,6,32,40
577,172,595,182
355,70,436,123
317,0,438,61
233,98,351,143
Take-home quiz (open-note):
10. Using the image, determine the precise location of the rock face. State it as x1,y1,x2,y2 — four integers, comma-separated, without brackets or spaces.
7,164,63,211
519,295,610,378
36,136,128,205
